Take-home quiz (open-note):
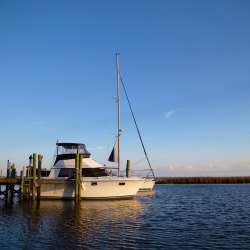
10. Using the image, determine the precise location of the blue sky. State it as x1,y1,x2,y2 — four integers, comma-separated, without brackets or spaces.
0,0,249,176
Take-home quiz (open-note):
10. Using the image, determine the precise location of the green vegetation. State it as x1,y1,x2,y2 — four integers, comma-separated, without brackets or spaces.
156,176,250,184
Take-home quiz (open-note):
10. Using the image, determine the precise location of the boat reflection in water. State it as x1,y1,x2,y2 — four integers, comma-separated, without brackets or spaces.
17,198,144,249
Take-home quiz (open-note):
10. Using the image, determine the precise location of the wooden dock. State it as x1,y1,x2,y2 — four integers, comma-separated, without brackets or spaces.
0,152,83,203
0,177,21,185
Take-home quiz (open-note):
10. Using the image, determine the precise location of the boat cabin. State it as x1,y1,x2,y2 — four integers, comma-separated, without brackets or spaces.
48,142,110,179
54,142,91,164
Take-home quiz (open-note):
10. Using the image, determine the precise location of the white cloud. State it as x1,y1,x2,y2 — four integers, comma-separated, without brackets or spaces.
185,165,193,170
164,110,176,120
169,165,175,171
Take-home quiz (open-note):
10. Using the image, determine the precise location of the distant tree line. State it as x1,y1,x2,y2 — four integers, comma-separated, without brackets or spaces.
156,176,250,184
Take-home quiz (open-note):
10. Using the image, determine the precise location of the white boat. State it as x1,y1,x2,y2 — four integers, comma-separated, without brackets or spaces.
139,178,155,192
40,54,145,199
40,143,144,199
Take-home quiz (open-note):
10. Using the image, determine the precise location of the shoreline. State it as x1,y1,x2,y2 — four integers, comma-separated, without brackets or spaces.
155,176,250,184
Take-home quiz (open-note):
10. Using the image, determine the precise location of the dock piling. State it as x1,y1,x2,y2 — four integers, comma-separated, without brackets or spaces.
126,160,131,177
6,160,10,200
75,153,79,202
78,154,83,201
37,154,43,200
20,168,24,199
27,155,33,197
28,155,32,177
32,153,37,201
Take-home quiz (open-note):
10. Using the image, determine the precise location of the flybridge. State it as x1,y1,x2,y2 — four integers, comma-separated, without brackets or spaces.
55,142,91,165
56,142,91,155
56,142,85,147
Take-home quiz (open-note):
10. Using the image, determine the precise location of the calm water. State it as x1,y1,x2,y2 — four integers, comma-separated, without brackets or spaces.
1,184,250,249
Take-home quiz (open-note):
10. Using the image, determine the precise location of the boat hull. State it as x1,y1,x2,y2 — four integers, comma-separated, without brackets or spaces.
39,177,145,199
138,179,155,192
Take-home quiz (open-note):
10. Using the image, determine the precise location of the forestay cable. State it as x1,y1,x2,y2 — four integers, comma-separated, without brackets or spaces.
119,74,155,179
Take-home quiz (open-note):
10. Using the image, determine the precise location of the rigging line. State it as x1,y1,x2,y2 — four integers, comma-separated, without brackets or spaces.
119,74,156,179
133,157,146,166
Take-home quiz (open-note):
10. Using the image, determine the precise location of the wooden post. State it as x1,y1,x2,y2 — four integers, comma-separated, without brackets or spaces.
6,160,10,200
32,153,37,201
75,153,79,202
9,164,16,201
29,155,33,166
28,155,33,198
0,168,2,196
26,166,30,198
29,155,32,178
126,160,131,177
78,154,83,201
7,160,10,177
38,155,42,179
37,154,43,200
20,168,24,200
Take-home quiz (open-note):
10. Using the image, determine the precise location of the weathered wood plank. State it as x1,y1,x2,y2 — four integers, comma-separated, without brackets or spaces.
0,177,21,184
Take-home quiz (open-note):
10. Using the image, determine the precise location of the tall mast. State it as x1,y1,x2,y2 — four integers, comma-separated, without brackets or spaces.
115,52,121,176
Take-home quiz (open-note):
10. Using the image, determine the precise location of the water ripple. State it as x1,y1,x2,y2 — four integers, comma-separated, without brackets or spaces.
1,184,250,249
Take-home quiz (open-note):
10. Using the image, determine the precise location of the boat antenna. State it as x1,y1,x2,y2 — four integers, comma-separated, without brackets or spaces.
115,52,121,176
119,74,156,179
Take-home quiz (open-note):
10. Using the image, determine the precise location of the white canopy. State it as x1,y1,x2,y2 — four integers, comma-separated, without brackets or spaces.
54,158,103,169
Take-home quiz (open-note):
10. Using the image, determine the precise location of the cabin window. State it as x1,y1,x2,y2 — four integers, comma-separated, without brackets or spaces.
119,182,125,186
82,168,108,177
34,169,50,177
58,168,75,178
40,169,50,177
91,182,98,186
